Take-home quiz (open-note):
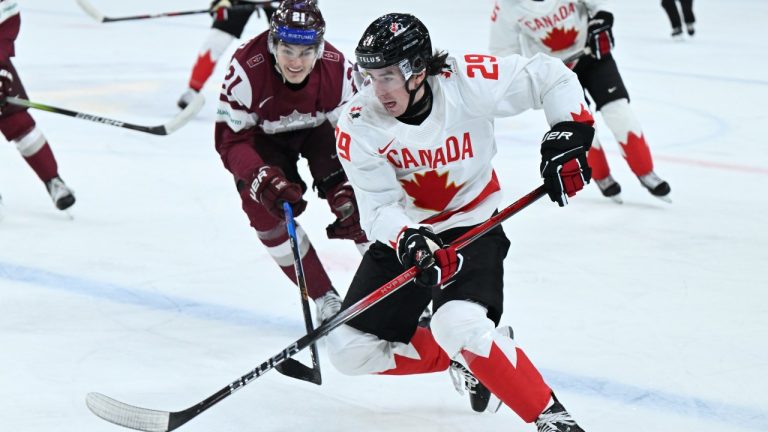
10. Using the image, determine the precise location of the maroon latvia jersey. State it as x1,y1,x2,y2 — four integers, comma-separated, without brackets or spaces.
0,0,20,59
215,31,355,182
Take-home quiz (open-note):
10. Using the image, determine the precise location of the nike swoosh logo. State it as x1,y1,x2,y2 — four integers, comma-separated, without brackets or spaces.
258,96,274,108
378,139,395,155
607,87,617,93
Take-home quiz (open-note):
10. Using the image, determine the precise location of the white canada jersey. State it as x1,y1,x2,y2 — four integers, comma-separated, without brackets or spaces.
335,53,592,247
489,0,609,61
0,0,19,25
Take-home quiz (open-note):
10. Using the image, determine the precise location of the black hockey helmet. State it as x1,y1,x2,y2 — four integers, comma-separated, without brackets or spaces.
269,0,325,49
355,13,432,80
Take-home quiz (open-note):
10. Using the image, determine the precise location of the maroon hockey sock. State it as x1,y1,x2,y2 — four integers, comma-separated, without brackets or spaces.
23,142,59,182
620,132,654,176
379,327,451,375
189,51,216,91
462,344,551,423
278,245,333,300
587,145,611,180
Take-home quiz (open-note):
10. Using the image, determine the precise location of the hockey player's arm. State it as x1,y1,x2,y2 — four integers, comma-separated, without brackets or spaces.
478,53,592,126
335,124,412,247
325,60,357,126
488,0,523,56
214,59,264,181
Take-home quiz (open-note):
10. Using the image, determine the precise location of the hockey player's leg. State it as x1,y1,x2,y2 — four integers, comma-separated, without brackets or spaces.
587,136,622,203
660,0,683,38
600,99,671,200
239,186,338,318
679,0,696,35
179,28,236,108
326,324,449,376
0,109,75,210
431,301,547,420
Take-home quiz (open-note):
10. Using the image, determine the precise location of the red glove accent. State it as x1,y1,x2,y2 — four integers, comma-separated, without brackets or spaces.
434,247,463,286
559,158,588,198
249,166,307,220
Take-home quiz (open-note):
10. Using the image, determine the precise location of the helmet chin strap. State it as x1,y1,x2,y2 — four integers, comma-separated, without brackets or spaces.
404,76,427,112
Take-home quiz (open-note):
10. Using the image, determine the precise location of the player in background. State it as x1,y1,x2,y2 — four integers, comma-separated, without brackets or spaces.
177,0,278,109
661,0,696,39
327,13,593,431
215,0,365,323
0,0,75,211
489,0,671,203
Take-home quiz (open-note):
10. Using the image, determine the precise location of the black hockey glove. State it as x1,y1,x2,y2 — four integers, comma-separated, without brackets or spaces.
396,226,463,289
540,121,595,207
587,11,615,60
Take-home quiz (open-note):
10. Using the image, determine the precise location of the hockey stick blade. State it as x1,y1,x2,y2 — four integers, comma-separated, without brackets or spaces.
76,0,106,23
274,358,322,385
4,93,204,136
85,186,546,432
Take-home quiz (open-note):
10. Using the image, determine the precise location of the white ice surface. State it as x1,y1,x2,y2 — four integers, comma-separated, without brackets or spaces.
1,1,767,431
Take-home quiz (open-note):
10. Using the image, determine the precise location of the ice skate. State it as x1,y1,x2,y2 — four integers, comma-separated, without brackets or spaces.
671,26,683,40
314,288,342,324
535,394,585,432
686,23,695,36
638,171,671,203
45,176,76,210
177,88,199,110
417,305,432,328
449,360,501,413
594,175,622,204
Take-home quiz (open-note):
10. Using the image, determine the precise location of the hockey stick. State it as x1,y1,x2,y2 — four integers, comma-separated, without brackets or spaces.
563,48,590,64
75,0,276,23
1,94,204,136
272,202,322,385
85,185,547,432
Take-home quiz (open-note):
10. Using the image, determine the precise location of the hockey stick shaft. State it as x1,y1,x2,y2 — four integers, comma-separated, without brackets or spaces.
2,95,203,136
273,202,322,384
77,0,275,23
86,185,547,432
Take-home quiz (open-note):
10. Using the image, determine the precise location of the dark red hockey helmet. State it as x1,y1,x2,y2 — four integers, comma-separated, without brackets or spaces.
355,13,432,79
269,0,325,47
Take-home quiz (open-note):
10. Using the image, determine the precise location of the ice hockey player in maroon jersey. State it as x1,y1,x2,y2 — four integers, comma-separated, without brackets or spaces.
490,0,671,203
327,13,592,431
0,0,75,211
177,0,278,109
215,0,365,322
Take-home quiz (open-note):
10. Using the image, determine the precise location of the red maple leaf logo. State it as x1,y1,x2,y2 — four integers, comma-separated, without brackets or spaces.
541,27,579,52
400,170,463,212
570,104,594,126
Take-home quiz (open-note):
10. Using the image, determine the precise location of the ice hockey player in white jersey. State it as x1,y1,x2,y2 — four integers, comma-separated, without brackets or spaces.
489,0,671,203
327,13,593,431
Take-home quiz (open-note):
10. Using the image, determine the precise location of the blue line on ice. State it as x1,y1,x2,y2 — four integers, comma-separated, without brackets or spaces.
1,261,766,430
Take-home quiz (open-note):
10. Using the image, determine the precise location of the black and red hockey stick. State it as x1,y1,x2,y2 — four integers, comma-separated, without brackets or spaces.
85,185,547,432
